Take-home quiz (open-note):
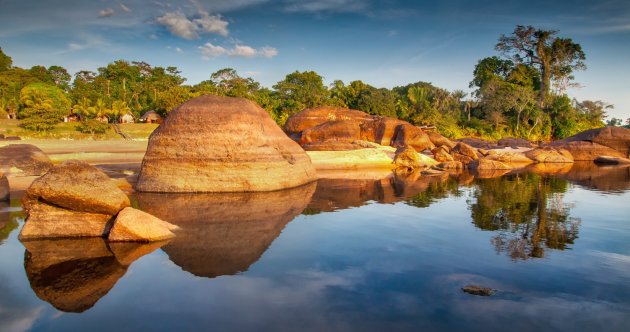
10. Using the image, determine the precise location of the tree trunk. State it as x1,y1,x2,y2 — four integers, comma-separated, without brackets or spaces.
540,63,551,108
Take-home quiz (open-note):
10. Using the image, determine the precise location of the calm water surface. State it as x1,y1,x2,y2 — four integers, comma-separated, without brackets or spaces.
1,163,630,331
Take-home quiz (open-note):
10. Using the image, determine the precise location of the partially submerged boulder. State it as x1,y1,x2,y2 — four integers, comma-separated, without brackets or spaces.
392,124,435,152
109,207,177,242
23,160,130,215
553,126,630,158
136,95,316,192
0,173,8,201
468,159,512,170
19,203,113,239
393,146,423,169
524,147,574,163
0,144,52,176
550,141,624,161
485,151,533,164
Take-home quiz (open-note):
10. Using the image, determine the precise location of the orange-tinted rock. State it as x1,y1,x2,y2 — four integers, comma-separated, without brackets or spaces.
19,203,113,240
524,147,574,163
284,106,374,136
0,144,52,176
451,142,479,167
0,173,8,201
553,126,630,158
373,117,408,146
23,160,130,215
456,138,497,149
393,146,423,169
549,141,624,161
136,95,316,192
497,137,533,148
392,124,435,152
300,120,362,145
427,131,455,148
302,141,366,151
433,147,454,162
436,161,463,169
485,151,533,164
108,207,177,242
468,159,512,170
594,155,630,165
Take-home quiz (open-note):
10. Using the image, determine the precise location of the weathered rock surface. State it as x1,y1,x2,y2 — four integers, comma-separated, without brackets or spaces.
300,120,362,145
451,142,478,166
23,238,166,312
550,141,625,161
497,137,533,148
524,147,574,163
284,106,373,137
136,95,316,192
393,146,424,169
468,159,512,170
136,183,316,278
302,141,366,151
0,173,8,201
0,144,52,176
373,117,408,146
435,161,463,170
456,138,497,149
433,146,454,162
553,126,630,158
392,124,435,152
427,131,455,148
485,151,533,164
23,160,130,215
19,203,113,240
109,207,177,242
594,155,630,165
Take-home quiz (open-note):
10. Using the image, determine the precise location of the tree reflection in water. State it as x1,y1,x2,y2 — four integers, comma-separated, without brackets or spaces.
468,173,580,260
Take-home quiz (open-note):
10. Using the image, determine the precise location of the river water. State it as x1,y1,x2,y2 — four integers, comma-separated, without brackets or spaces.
1,163,629,331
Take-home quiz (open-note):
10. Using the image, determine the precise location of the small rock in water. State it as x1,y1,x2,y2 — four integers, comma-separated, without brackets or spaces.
461,285,496,296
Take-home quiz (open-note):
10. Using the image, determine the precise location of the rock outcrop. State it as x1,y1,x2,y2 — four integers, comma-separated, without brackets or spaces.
552,126,630,158
549,141,625,161
485,151,533,164
284,106,373,138
109,207,177,242
450,142,479,166
392,124,435,152
432,146,454,162
497,137,533,148
456,138,497,149
468,159,512,170
1,173,8,201
393,146,423,169
136,95,316,192
594,155,630,165
300,120,362,145
427,131,455,148
0,144,53,176
524,147,574,163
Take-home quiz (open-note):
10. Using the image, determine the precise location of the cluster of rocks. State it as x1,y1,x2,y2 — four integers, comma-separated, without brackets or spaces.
0,144,53,176
20,160,177,242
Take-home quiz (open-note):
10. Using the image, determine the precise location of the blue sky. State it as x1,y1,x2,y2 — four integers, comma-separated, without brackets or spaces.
1,0,629,120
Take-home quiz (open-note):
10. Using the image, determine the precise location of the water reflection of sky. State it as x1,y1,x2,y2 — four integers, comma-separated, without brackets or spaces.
1,168,629,331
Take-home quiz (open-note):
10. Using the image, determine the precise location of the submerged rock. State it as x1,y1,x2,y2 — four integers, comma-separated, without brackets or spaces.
19,203,113,240
461,285,496,296
550,141,624,161
0,144,52,176
136,95,316,192
109,207,177,242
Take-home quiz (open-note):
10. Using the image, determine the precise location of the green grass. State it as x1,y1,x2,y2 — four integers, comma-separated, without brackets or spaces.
0,119,158,140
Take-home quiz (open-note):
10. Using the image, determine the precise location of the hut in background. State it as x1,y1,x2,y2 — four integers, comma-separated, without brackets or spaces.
119,113,135,124
140,111,162,124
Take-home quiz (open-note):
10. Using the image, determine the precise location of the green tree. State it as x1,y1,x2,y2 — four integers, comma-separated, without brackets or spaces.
273,71,329,116
48,65,71,91
0,47,12,72
496,25,586,107
19,83,70,131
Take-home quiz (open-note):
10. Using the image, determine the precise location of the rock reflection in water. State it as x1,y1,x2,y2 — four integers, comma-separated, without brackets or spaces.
23,238,166,313
560,162,630,192
469,172,580,260
308,170,457,212
135,182,316,278
0,200,22,244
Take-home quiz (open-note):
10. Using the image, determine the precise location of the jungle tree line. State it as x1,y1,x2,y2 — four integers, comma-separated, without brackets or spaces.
0,25,624,138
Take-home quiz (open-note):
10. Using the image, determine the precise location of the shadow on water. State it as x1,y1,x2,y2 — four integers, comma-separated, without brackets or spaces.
21,238,167,313
135,182,316,278
0,198,23,244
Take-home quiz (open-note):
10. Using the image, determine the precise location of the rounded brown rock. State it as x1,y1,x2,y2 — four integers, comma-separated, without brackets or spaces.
136,95,316,192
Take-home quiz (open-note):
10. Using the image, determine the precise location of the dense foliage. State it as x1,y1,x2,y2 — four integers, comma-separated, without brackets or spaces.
0,27,622,137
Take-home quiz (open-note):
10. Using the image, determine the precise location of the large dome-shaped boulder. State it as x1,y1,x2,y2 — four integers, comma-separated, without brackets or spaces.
136,95,316,192
299,120,362,145
392,124,435,152
550,140,626,161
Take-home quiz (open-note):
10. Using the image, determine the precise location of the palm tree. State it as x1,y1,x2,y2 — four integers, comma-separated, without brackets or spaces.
109,100,131,123
86,98,110,122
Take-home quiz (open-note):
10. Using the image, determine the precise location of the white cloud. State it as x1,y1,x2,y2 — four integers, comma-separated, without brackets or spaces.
194,13,229,37
199,43,278,60
120,3,131,12
156,11,229,39
258,46,278,58
199,42,227,59
99,8,115,17
175,47,183,53
156,11,199,39
229,45,257,57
